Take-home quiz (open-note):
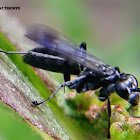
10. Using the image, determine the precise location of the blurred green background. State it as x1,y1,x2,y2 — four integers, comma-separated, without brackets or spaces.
0,0,140,140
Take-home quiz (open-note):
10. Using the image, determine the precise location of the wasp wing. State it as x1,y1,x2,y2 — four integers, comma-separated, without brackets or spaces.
25,24,109,77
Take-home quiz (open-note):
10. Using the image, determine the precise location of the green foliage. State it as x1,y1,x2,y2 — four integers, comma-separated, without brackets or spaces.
0,101,43,140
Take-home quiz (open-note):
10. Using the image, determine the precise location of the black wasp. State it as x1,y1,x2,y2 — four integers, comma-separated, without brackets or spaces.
0,24,140,139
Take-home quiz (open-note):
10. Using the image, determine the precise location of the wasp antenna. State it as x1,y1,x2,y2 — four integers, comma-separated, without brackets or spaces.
107,98,111,139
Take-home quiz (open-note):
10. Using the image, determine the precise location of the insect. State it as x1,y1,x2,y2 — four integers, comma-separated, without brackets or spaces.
0,24,140,139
